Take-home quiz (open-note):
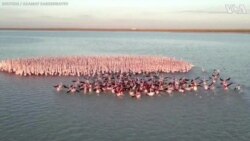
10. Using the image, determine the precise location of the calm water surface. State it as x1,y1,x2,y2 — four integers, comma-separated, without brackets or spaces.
0,31,250,141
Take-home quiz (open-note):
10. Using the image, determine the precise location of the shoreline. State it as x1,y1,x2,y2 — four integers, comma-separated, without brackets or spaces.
1,28,250,33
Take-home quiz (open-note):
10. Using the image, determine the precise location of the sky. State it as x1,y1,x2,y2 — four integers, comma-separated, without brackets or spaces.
0,0,249,29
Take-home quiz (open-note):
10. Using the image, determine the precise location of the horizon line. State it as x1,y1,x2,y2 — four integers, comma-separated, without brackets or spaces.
1,28,250,33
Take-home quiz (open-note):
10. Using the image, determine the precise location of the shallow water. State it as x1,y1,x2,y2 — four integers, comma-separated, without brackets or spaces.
0,31,250,141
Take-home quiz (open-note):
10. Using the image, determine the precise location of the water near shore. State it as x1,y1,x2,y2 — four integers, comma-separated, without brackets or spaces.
0,31,250,141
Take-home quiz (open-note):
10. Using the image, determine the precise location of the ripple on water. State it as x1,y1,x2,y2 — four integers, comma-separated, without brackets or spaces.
1,32,250,141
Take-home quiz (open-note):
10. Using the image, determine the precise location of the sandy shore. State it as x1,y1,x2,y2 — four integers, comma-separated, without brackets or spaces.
0,28,250,33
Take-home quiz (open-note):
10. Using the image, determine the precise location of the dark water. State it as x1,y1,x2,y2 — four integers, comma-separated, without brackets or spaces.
0,31,250,141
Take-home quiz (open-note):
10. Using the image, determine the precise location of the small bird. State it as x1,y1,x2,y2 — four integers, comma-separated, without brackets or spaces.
129,90,135,97
223,82,233,90
67,86,79,93
135,91,141,99
220,77,231,84
208,82,215,90
53,82,68,92
234,84,241,91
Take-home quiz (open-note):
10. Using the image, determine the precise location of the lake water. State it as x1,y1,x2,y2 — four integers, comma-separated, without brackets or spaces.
0,31,250,141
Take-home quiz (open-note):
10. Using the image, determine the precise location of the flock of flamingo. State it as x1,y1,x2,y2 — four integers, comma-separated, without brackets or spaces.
53,69,241,99
0,56,192,76
0,56,241,99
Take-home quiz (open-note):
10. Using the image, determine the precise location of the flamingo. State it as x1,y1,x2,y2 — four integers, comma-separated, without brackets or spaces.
53,82,68,92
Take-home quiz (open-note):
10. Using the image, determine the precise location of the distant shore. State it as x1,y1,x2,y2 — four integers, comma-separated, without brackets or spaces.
0,28,250,33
